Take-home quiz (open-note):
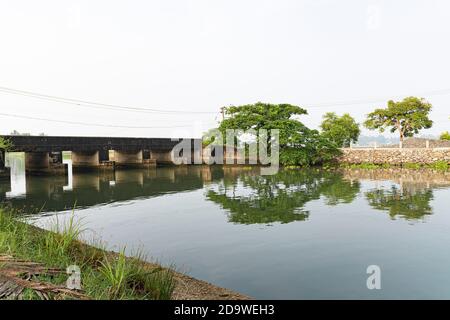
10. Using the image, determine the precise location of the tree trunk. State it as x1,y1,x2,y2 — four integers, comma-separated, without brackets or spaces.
397,121,404,142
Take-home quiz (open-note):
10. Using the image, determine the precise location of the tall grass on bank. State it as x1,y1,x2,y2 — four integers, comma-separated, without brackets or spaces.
0,209,175,300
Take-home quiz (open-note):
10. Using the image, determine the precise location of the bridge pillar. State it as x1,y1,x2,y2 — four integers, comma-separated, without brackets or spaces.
114,150,143,166
25,152,50,171
71,151,100,168
150,150,173,164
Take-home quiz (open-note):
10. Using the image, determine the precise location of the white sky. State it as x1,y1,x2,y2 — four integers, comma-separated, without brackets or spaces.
0,0,449,138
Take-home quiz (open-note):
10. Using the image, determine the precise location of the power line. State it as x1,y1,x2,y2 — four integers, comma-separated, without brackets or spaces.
2,85,450,113
0,86,218,115
305,88,450,108
0,112,204,129
0,111,446,132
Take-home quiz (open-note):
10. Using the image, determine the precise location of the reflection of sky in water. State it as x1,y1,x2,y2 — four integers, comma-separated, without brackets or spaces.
62,158,73,191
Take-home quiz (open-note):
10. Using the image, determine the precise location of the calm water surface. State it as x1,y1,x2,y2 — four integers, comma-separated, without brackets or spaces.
1,165,450,299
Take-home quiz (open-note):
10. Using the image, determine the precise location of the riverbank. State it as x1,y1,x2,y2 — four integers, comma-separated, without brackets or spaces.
336,161,449,171
0,209,249,300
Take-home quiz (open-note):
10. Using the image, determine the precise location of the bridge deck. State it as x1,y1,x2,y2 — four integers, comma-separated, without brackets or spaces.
2,135,198,152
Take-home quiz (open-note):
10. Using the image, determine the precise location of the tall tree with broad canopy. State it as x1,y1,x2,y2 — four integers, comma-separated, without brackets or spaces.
320,112,360,147
217,102,340,166
364,97,433,142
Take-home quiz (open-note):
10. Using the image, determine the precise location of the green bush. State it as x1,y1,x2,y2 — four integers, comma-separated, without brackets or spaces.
440,131,450,141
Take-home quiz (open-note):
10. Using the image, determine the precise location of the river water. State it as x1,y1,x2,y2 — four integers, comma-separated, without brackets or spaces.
1,161,450,299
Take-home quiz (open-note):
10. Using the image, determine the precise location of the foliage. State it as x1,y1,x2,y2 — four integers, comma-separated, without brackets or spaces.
427,160,449,171
403,163,422,170
364,97,433,141
99,249,129,299
340,161,449,171
202,128,220,147
440,131,450,141
0,136,12,151
217,102,341,166
0,136,13,166
320,112,360,147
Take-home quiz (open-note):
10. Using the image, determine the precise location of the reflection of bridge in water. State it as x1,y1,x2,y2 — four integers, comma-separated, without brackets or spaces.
0,166,224,213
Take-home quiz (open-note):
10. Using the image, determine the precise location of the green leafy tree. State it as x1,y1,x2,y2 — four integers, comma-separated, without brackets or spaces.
364,97,433,142
0,136,13,167
320,112,360,147
218,102,340,166
440,131,450,141
202,128,219,147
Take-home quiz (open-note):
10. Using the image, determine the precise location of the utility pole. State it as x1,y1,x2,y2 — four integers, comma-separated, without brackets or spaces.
220,107,225,121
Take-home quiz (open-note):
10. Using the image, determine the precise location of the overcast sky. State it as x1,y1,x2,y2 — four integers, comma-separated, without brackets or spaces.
0,0,449,138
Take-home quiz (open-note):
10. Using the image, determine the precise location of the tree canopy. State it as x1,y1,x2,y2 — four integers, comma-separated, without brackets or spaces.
320,112,360,147
364,97,433,141
217,102,340,166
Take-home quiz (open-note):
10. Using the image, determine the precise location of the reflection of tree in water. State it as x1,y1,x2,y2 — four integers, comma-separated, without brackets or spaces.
319,176,361,206
365,186,433,220
206,169,361,225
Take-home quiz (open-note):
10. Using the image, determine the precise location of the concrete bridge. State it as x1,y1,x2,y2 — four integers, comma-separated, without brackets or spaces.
1,135,201,173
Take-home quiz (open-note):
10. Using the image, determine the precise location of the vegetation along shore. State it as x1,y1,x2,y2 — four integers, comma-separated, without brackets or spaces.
0,209,249,300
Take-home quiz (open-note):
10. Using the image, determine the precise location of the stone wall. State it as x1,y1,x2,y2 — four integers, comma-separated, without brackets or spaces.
385,138,450,149
338,148,450,164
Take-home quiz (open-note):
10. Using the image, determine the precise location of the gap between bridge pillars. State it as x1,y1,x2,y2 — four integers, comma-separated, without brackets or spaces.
71,151,100,168
114,150,143,167
98,149,109,162
25,152,50,172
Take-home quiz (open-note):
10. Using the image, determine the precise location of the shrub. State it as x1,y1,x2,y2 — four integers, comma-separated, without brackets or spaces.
440,131,450,141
